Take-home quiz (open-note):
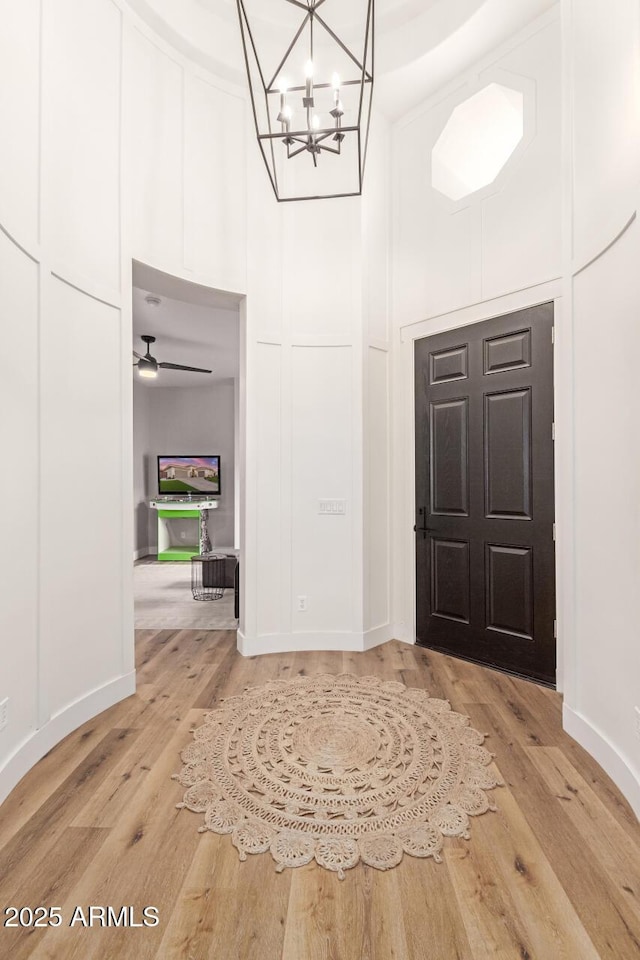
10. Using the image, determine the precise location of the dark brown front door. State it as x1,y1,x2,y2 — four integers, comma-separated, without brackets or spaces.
414,304,556,685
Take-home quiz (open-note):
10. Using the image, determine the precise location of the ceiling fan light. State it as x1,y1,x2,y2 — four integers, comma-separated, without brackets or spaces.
138,357,158,379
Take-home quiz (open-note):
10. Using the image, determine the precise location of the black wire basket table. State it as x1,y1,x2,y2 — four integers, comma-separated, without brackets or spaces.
191,553,227,601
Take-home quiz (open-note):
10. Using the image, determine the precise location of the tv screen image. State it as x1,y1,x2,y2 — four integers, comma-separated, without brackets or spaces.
158,456,221,495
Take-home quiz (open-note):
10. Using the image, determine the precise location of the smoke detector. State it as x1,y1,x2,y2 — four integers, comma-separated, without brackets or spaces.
144,294,161,307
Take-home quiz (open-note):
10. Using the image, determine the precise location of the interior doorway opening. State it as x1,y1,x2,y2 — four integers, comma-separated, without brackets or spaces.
131,261,244,633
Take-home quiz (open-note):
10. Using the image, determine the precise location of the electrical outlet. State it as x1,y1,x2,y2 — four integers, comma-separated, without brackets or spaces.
0,698,8,732
297,596,308,612
635,706,640,740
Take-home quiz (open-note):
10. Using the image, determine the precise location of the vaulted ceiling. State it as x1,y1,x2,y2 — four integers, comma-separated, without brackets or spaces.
129,0,557,118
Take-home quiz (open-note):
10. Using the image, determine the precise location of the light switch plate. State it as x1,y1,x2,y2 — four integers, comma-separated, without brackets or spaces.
319,499,347,516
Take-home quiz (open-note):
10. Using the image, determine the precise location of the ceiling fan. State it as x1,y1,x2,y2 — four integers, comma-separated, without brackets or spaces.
133,335,212,379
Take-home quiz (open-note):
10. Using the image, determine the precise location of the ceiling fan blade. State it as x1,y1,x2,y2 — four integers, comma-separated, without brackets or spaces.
133,350,143,360
159,362,212,374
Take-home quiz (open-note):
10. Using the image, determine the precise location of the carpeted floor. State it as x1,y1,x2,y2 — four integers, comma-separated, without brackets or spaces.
134,560,238,629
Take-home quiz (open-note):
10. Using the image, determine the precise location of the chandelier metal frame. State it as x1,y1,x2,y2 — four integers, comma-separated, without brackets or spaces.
236,0,375,202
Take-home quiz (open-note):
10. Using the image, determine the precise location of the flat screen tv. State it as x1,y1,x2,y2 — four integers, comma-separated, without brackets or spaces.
157,455,221,496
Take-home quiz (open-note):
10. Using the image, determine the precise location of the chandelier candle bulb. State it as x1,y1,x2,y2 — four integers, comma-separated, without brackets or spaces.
277,80,288,123
332,73,341,104
304,59,314,107
311,114,320,150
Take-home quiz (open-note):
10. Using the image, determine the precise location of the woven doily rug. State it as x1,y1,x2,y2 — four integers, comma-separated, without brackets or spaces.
173,674,501,878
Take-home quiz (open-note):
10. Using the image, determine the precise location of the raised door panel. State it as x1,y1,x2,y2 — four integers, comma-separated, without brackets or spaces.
430,398,469,516
484,329,531,374
485,544,533,640
429,344,468,384
431,539,470,624
484,389,532,519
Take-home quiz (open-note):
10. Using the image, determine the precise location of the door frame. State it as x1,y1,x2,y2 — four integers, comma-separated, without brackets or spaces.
126,262,249,644
393,278,574,693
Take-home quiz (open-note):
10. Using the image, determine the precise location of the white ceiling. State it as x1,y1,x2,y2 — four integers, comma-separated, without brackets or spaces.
144,0,558,119
133,261,243,310
132,281,240,389
376,0,557,118
201,0,441,33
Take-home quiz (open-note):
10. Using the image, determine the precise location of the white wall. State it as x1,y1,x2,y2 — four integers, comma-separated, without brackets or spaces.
0,0,391,802
391,9,563,649
241,108,392,655
363,116,392,639
0,231,39,772
0,0,136,803
0,0,247,804
561,0,640,816
393,10,561,325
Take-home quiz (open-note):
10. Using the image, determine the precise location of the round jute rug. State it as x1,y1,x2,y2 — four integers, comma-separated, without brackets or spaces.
173,674,501,878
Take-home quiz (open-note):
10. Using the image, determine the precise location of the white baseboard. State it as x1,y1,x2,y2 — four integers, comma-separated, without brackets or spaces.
392,621,415,645
363,624,397,650
0,671,136,807
237,627,395,657
563,703,640,820
134,547,152,561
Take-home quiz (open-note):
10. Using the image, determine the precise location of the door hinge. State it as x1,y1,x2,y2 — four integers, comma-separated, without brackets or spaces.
551,326,555,345
553,619,557,639
553,523,556,541
552,422,555,441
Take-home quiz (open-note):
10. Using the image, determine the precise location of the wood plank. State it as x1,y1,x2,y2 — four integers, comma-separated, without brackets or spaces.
445,839,536,960
281,860,366,960
0,728,140,905
527,747,640,922
157,833,291,960
0,827,107,960
396,849,474,960
192,634,249,708
24,710,206,960
0,722,110,849
362,867,411,960
469,701,640,960
460,780,601,959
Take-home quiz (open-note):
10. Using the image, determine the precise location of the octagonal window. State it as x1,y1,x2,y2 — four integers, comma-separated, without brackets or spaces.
432,83,524,202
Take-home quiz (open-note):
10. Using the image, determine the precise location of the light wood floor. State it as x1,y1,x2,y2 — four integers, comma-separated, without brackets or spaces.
1,631,639,960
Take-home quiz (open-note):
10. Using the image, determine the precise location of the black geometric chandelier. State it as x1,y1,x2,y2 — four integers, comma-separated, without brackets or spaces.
236,0,374,201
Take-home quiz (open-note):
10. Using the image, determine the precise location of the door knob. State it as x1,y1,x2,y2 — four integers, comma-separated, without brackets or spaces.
413,523,433,538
